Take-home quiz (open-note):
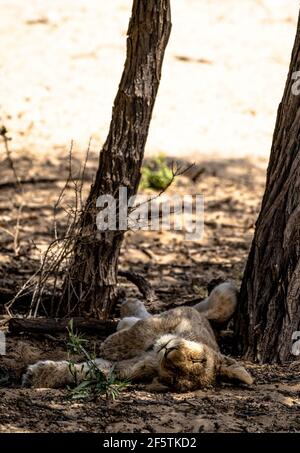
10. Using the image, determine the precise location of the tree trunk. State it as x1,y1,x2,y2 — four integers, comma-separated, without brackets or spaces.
57,1,171,319
235,12,300,363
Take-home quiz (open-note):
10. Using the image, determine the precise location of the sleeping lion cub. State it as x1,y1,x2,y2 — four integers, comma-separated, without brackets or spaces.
22,282,253,391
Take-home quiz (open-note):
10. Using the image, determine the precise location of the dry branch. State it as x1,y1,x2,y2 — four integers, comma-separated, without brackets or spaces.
8,317,117,336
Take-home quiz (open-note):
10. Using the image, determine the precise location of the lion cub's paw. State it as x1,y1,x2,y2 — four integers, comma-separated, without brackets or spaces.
22,360,69,388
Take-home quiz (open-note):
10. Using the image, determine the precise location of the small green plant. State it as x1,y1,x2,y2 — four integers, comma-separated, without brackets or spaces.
140,154,174,191
67,319,129,400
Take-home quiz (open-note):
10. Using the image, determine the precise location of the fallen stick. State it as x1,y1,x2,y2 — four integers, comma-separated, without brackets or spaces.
8,317,117,336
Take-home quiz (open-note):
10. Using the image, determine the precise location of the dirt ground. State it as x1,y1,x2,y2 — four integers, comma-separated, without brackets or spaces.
0,0,300,434
1,156,299,433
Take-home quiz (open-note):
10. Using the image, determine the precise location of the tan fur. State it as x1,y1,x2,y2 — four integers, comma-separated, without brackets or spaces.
120,298,151,320
194,282,238,324
22,283,253,391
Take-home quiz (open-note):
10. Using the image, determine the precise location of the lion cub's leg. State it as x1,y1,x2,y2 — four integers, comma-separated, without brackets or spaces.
22,360,71,388
22,358,111,388
120,298,151,319
115,351,158,382
194,282,237,324
101,315,163,361
117,298,151,331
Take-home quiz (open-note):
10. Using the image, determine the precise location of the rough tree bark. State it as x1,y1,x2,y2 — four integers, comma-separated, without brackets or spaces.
235,12,300,363
58,1,171,319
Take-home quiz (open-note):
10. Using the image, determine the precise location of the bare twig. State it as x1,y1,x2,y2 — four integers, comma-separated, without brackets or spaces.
5,142,164,318
0,126,23,193
130,161,195,213
53,141,74,240
126,161,195,231
79,137,91,211
0,126,24,256
5,142,93,317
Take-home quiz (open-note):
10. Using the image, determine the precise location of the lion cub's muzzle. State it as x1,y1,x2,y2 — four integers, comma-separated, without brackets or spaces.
153,335,217,392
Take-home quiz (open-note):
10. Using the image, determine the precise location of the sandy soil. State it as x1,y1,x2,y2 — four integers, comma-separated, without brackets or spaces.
0,0,300,434
0,0,299,160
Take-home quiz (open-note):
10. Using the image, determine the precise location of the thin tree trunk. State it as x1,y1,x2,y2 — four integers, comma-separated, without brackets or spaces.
235,12,300,363
58,1,171,319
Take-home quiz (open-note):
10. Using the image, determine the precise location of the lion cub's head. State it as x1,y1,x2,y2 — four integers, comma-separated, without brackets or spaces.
154,334,253,392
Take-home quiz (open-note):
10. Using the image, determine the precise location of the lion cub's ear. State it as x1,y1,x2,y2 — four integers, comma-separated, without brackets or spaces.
218,355,253,385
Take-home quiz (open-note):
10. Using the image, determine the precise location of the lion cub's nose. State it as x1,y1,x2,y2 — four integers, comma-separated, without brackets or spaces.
164,346,177,358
